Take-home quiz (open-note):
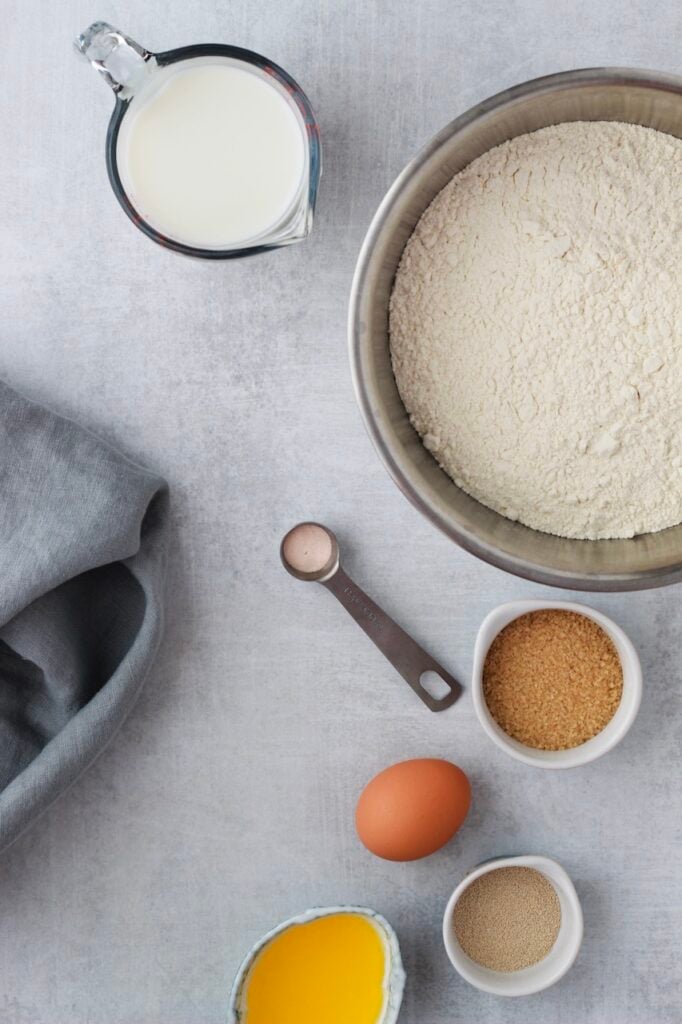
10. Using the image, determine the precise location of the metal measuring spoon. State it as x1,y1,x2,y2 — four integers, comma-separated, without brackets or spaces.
280,522,462,712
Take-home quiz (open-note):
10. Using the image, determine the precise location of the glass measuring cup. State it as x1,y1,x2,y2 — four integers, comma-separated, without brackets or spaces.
75,22,321,258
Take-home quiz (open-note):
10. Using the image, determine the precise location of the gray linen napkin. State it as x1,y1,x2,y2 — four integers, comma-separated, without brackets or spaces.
0,381,169,853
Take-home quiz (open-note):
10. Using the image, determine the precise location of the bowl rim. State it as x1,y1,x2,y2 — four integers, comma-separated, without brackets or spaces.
470,600,643,768
442,853,584,996
226,904,405,1023
348,65,682,592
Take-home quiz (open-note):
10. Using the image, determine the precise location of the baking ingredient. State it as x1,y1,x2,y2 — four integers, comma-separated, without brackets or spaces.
240,912,387,1024
453,866,561,971
390,121,682,540
282,523,333,573
117,58,306,248
355,757,470,861
483,609,623,749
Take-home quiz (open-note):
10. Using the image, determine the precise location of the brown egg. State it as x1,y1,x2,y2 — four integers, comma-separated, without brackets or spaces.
355,758,471,861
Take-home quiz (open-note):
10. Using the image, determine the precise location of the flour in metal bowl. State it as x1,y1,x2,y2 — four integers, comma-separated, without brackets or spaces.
389,121,682,539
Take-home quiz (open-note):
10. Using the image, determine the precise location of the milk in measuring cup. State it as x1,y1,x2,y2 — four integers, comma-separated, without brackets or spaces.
116,59,307,249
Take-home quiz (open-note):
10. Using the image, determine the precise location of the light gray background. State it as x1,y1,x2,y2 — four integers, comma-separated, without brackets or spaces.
1,2,681,1022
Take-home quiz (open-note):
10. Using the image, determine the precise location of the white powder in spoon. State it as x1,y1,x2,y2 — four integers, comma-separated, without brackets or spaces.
282,523,332,573
390,121,682,539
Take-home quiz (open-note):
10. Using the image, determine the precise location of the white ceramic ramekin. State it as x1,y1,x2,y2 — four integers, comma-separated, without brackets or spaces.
227,905,405,1023
443,854,583,996
472,600,642,769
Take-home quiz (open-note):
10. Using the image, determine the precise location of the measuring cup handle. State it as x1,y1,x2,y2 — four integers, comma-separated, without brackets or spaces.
75,22,153,95
322,568,461,712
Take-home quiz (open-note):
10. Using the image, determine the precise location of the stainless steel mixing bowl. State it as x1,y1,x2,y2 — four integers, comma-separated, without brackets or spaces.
349,67,682,591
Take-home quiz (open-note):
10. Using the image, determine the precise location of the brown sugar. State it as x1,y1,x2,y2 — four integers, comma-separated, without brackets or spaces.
453,866,561,971
482,609,623,750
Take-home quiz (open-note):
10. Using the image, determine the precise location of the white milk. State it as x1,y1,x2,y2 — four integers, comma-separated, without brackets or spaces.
116,58,307,249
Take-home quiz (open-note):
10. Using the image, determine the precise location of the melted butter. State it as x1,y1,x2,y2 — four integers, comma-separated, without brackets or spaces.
241,912,387,1024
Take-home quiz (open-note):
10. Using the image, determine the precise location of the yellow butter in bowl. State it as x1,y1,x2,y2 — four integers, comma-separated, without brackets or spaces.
228,907,404,1024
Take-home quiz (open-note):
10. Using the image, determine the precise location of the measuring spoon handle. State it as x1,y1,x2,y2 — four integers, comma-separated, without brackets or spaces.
322,567,461,712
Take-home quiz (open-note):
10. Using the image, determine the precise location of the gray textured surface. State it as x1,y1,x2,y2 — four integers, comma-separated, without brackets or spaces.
1,2,681,1022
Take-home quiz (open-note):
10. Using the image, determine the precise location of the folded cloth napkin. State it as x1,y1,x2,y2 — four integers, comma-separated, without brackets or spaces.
0,381,169,853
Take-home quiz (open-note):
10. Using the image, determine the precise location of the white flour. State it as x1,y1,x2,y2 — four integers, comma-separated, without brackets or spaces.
390,121,682,539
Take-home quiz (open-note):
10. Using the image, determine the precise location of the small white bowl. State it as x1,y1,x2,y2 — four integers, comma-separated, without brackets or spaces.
227,905,405,1023
472,600,642,769
443,854,583,996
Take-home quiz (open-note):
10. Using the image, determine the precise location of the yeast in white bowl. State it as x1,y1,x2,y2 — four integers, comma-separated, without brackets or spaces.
443,855,583,996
